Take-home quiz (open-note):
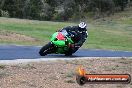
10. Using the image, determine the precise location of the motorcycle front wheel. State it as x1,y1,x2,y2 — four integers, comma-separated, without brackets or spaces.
39,42,54,56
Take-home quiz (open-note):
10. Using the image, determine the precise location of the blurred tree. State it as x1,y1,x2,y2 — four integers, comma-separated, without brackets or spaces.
0,0,6,16
39,1,55,20
113,0,128,11
2,0,26,18
63,0,76,20
0,0,131,20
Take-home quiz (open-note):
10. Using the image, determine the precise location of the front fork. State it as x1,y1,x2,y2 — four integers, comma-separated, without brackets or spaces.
47,42,56,54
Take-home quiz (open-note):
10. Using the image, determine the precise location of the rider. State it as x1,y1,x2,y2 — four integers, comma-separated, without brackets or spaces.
58,22,88,55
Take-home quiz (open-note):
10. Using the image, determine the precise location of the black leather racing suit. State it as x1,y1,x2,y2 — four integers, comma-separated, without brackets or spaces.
59,26,88,53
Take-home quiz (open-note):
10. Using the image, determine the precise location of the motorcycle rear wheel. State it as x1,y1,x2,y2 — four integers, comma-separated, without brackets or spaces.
65,49,73,56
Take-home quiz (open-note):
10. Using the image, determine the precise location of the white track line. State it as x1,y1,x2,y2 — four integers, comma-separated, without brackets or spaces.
0,57,131,65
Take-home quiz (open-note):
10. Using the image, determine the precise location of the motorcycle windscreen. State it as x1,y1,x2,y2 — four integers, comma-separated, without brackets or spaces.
56,32,65,40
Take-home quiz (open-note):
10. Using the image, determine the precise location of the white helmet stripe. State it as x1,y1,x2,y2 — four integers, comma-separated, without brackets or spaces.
79,22,87,28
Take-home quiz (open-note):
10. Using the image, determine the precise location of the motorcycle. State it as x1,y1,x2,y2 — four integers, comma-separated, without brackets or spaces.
39,30,75,56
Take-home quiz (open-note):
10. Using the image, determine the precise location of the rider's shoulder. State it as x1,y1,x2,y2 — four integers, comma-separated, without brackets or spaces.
66,25,78,28
62,26,79,31
72,26,79,29
62,26,72,29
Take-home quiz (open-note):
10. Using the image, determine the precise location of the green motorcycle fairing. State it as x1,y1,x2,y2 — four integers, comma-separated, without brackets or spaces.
50,32,74,53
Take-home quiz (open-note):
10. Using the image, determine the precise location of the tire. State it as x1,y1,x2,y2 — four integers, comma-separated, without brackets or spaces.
76,75,86,86
65,50,73,56
39,42,53,56
65,52,73,56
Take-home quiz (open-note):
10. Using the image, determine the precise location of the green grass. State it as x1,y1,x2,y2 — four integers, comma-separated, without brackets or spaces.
0,18,75,45
84,21,132,51
0,11,132,51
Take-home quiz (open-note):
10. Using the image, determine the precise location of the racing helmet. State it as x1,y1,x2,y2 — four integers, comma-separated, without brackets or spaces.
78,22,87,29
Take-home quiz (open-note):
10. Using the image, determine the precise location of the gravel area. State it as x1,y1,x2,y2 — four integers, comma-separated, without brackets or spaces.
0,57,132,88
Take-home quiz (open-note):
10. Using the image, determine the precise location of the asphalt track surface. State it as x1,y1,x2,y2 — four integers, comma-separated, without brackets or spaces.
0,45,132,60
